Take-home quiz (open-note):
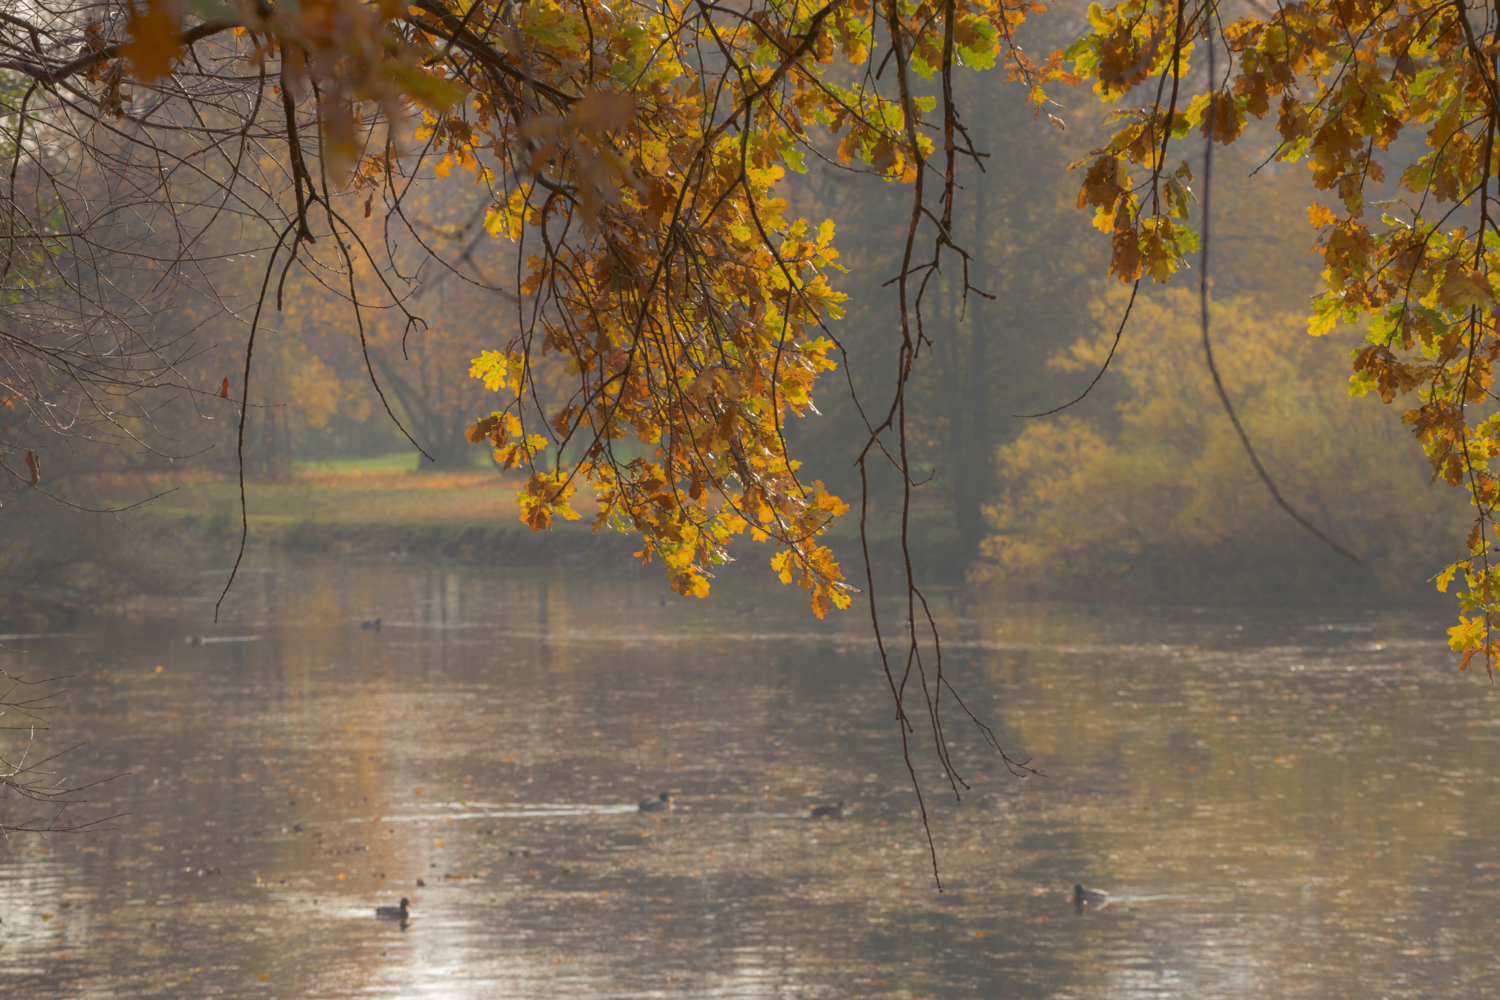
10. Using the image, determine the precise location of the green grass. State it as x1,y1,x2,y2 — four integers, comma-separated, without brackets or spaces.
129,473,518,528
294,450,491,473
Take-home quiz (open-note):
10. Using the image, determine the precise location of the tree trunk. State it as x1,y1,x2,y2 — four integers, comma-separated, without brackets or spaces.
954,178,993,559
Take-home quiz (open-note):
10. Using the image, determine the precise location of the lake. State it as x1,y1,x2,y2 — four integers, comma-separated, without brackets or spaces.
1,558,1495,998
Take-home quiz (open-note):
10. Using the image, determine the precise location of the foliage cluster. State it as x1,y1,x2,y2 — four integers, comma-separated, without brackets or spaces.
98,0,1055,618
1055,0,1500,667
982,289,1467,599
1,0,1053,868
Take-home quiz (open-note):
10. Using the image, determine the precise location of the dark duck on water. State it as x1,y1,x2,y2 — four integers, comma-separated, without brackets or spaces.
639,792,672,813
375,897,410,920
1071,884,1107,910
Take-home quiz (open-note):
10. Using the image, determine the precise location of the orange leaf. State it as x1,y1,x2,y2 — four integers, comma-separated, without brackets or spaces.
219,376,230,398
570,89,635,131
1438,270,1495,310
121,0,184,82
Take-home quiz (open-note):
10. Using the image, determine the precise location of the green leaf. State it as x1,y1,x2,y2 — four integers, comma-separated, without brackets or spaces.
1308,296,1341,337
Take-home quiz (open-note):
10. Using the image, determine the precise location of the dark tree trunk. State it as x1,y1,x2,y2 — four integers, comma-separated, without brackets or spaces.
936,179,995,565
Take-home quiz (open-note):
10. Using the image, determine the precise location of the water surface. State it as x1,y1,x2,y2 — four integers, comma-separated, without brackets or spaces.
0,560,1494,998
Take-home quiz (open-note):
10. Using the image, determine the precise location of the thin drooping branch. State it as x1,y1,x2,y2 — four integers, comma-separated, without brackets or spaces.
851,0,1041,890
1196,23,1359,566
1014,278,1140,418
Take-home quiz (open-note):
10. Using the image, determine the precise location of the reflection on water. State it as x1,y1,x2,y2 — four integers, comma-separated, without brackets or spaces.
1,561,1496,998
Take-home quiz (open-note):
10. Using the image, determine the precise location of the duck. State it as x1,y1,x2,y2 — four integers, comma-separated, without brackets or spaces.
809,800,844,820
360,618,382,631
375,897,410,920
638,792,672,813
1071,884,1107,909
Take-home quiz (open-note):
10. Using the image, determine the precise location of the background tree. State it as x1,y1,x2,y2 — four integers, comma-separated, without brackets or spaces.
780,59,1107,568
984,286,1467,597
268,181,520,471
1058,0,1500,668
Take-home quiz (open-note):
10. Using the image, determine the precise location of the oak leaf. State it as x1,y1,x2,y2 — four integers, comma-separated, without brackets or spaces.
121,0,183,82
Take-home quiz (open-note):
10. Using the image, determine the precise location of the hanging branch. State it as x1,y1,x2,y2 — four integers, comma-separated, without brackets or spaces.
1196,16,1359,566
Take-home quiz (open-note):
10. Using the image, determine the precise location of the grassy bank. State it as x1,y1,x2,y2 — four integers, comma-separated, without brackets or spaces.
0,454,958,630
7,450,1436,632
101,455,952,577
112,460,620,563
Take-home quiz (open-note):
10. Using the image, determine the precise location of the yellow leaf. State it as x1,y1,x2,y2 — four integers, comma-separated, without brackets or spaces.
639,139,672,178
470,351,509,391
1306,203,1338,228
486,206,510,238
